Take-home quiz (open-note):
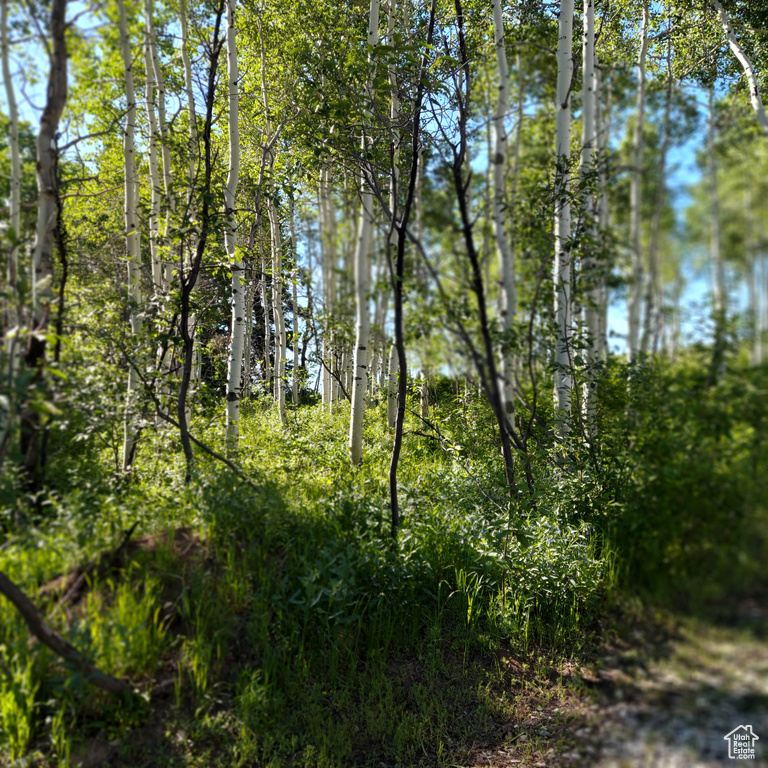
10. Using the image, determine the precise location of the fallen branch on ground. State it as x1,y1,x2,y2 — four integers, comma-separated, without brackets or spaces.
0,570,134,695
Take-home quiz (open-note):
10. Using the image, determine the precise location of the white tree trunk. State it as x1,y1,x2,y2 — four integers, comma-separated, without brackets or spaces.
179,0,197,195
708,87,726,378
712,0,768,143
1,0,22,390
319,170,337,410
387,342,398,428
223,0,243,457
143,0,175,288
597,66,612,360
118,0,142,470
142,21,162,296
420,368,429,419
491,0,515,414
290,200,300,406
268,199,288,426
1,0,19,300
553,0,574,424
642,27,672,357
580,0,598,429
348,0,380,465
628,1,648,362
261,253,272,390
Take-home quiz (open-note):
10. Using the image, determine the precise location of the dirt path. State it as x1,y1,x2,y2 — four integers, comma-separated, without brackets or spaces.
564,602,768,767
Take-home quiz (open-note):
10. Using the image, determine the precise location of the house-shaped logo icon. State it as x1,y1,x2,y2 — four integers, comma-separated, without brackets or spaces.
724,725,759,760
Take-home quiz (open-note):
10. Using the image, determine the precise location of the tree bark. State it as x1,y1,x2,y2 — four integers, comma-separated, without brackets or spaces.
176,1,226,479
628,1,648,362
0,571,133,695
268,199,288,425
580,0,598,431
553,0,574,426
491,0,515,414
348,0,380,466
641,24,672,358
712,0,768,143
118,0,143,473
290,200,300,406
708,87,726,382
224,0,243,458
1,0,20,307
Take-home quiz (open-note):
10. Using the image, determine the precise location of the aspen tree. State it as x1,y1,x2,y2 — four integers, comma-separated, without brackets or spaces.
290,201,300,406
712,0,768,143
491,0,514,413
641,24,672,357
31,0,66,334
579,0,598,427
1,0,19,310
708,87,726,381
628,1,648,362
420,368,429,418
378,0,398,395
144,0,175,285
319,170,336,410
179,0,201,388
142,16,162,295
596,65,612,359
224,0,243,457
268,199,288,425
348,0,380,466
261,250,272,390
118,0,143,472
387,342,398,428
24,0,66,476
1,0,24,399
553,0,574,424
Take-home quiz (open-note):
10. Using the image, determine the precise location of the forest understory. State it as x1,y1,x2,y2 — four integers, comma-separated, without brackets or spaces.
4,0,768,764
1,369,767,767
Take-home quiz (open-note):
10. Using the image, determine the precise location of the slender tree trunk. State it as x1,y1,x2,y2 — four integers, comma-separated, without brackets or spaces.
242,262,253,399
597,66,612,360
386,341,398,428
223,0,243,458
176,1,226,479
261,253,272,390
118,0,143,472
1,0,23,401
628,1,648,362
388,0,436,535
580,0,598,431
420,368,429,418
319,170,336,410
746,187,761,366
144,0,174,288
708,87,726,382
641,26,672,358
179,0,200,393
491,0,515,414
142,18,162,296
760,253,768,366
712,0,768,143
268,199,288,425
553,0,574,426
179,0,197,195
24,0,67,479
348,0,380,466
290,201,300,406
1,0,20,312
